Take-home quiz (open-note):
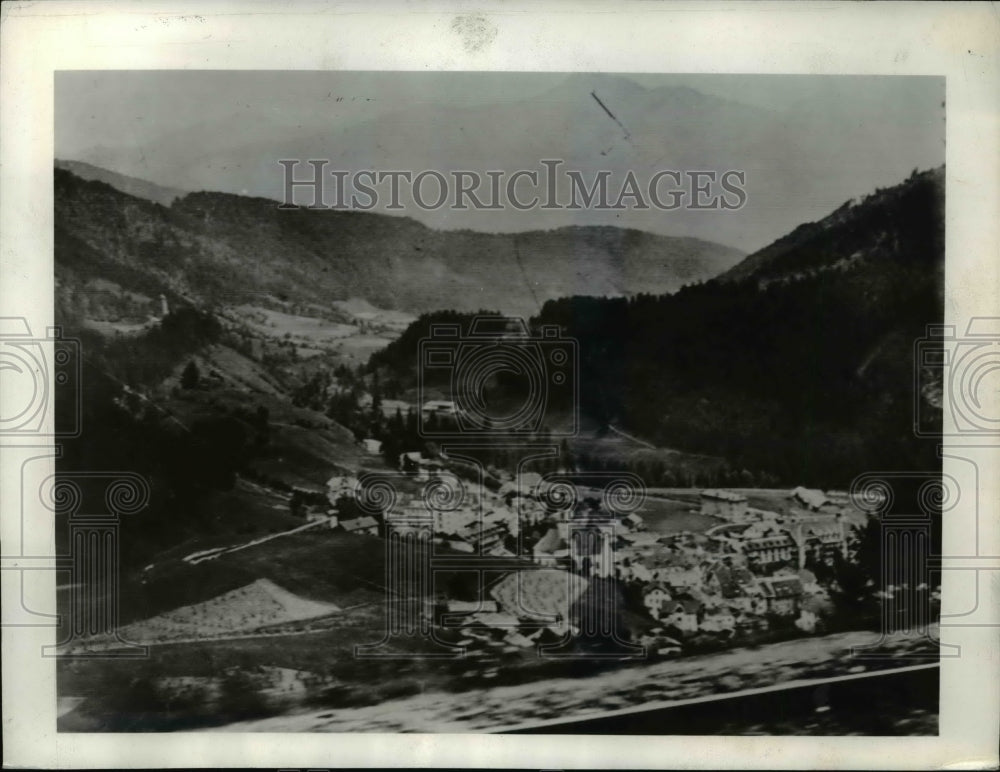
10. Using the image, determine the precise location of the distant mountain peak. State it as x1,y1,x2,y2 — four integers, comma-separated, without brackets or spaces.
55,159,187,207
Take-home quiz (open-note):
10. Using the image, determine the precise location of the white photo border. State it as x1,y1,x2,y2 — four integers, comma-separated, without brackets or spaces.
1,1,998,768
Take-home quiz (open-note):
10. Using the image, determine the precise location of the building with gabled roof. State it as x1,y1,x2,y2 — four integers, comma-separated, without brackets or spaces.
705,563,756,598
445,600,499,615
788,514,847,567
755,575,804,615
700,489,749,520
699,608,737,633
456,518,508,553
741,533,797,566
791,486,830,511
422,400,459,417
337,516,380,536
325,475,360,505
622,513,645,531
825,489,850,505
360,438,382,455
660,598,703,631
659,565,703,592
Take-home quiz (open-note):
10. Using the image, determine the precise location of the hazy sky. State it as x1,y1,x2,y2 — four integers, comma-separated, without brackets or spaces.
56,71,944,252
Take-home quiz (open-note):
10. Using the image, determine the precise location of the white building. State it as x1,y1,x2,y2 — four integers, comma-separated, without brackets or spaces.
360,438,382,455
700,489,749,520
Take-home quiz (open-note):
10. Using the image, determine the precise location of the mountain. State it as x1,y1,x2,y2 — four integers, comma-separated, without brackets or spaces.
55,159,186,207
54,164,744,319
368,167,944,485
720,166,945,286
529,166,944,484
60,72,944,250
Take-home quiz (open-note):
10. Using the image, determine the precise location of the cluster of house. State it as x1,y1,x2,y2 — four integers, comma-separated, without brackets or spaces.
299,471,852,650
439,568,585,655
423,483,844,647
311,466,528,553
400,477,521,555
291,476,381,536
700,486,850,569
624,554,826,638
380,465,590,555
421,400,460,419
604,486,852,637
398,451,446,480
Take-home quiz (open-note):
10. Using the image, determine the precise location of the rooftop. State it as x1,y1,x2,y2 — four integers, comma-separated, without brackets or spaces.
757,576,804,598
701,489,748,503
490,568,587,620
340,516,379,532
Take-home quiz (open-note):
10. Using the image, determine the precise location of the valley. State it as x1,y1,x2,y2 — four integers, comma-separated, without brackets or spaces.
52,160,944,733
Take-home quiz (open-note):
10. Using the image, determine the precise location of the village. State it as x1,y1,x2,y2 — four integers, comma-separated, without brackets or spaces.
286,410,868,662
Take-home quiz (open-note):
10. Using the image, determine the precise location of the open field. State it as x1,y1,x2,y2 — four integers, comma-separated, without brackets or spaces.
187,343,287,394
73,579,341,649
332,297,415,329
82,318,154,336
639,498,722,535
334,333,399,362
224,303,408,365
233,305,357,341
120,530,390,621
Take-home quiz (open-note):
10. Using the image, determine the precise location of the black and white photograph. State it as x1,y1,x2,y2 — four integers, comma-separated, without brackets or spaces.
47,69,949,735
2,2,998,769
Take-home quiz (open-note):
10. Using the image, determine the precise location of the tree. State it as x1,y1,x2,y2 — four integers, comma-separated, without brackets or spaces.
559,438,576,472
180,360,200,390
813,515,882,629
253,405,271,446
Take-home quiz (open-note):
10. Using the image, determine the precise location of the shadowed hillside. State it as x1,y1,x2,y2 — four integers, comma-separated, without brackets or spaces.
536,167,945,484
370,167,944,486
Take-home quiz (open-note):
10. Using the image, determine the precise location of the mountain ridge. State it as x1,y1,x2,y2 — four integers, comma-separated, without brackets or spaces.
360,165,944,485
55,158,187,207
60,72,942,250
54,164,745,319
720,166,944,286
